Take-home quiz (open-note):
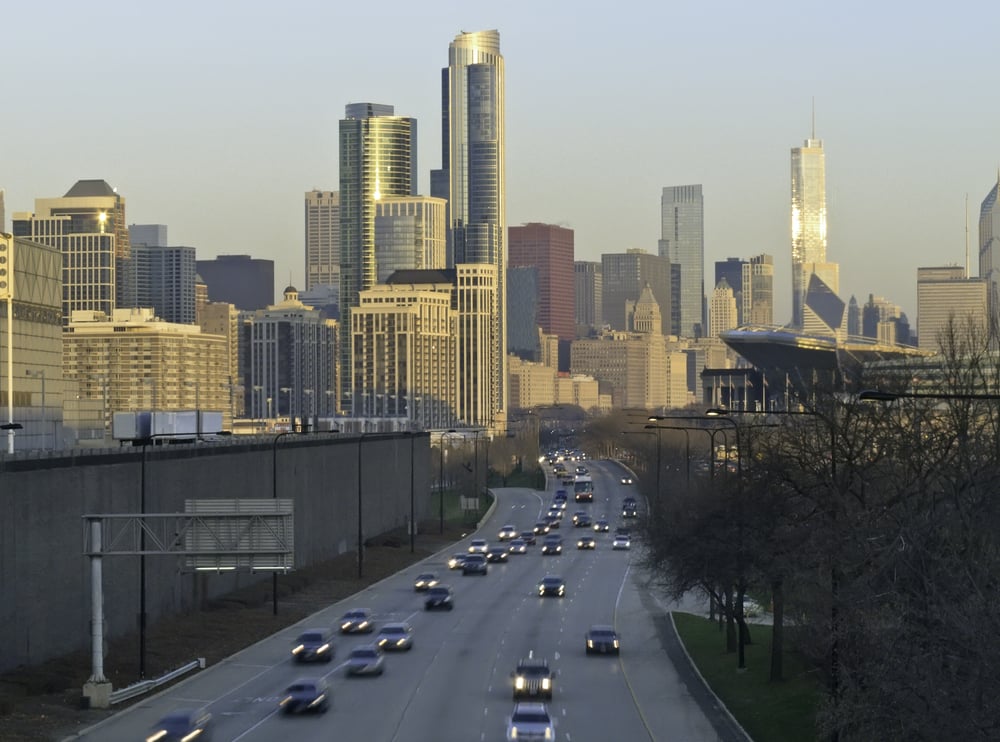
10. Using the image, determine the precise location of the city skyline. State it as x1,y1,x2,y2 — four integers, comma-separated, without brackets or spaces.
3,2,999,325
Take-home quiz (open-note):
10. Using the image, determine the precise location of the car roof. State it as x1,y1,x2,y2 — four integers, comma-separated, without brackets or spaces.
541,575,562,581
590,624,616,632
513,701,549,713
380,622,410,631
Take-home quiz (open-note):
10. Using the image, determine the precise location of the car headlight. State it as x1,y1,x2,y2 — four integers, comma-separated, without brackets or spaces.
359,621,368,629
378,638,387,646
515,677,525,689
291,644,303,655
342,622,352,630
538,586,545,594
614,640,620,648
541,678,551,689
180,731,203,742
397,638,406,646
587,639,594,648
545,728,552,739
558,587,564,595
147,731,168,742
317,643,329,653
278,695,291,707
511,728,518,739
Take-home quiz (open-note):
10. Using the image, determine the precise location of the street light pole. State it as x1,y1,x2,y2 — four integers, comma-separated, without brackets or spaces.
271,430,299,615
644,424,690,490
26,369,46,450
409,432,416,553
438,430,457,534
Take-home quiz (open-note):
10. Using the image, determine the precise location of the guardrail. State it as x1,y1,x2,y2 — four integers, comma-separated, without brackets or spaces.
108,658,205,705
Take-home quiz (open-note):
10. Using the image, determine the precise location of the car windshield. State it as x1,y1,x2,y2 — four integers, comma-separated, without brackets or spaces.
298,632,324,643
382,626,406,635
417,573,434,579
288,683,316,693
159,712,196,728
519,665,549,676
351,648,378,658
543,577,561,585
513,710,550,723
591,630,615,639
430,587,449,595
345,610,366,619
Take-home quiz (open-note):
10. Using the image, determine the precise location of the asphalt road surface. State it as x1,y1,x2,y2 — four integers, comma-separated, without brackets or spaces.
74,460,740,742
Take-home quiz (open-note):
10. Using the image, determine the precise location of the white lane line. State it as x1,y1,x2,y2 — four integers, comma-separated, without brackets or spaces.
230,708,279,741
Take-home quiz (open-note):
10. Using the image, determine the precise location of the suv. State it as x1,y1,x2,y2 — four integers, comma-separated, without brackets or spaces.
462,553,489,575
541,534,563,555
506,702,555,741
511,657,554,700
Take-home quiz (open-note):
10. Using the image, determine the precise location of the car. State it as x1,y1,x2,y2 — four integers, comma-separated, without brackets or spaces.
541,534,562,555
486,546,509,563
339,608,374,633
743,598,764,618
413,572,438,591
506,702,555,741
546,507,563,520
425,584,454,610
345,644,385,676
448,553,467,569
612,534,631,550
376,621,414,651
462,553,489,575
562,477,575,487
550,499,567,511
538,575,565,597
508,538,528,554
572,512,592,528
553,489,568,502
593,519,610,533
278,678,329,715
468,538,489,554
511,657,555,700
622,504,638,518
576,535,596,550
544,514,561,530
147,706,214,740
519,530,537,545
620,476,634,485
291,628,335,663
497,524,518,541
533,521,550,536
576,466,588,475
586,625,620,654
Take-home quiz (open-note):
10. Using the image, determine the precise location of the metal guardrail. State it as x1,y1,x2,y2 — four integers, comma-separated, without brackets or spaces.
109,658,204,705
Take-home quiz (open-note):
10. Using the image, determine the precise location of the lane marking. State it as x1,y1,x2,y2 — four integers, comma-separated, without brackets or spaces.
230,708,279,741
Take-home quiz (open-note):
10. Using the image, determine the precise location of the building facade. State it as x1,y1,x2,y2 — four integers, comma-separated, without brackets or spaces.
200,301,243,419
507,266,540,360
196,255,274,311
979,174,1000,327
916,266,988,352
508,223,575,344
709,278,738,338
374,196,447,282
742,254,774,326
127,244,197,324
574,261,603,336
305,190,340,292
601,250,671,336
791,133,828,327
659,184,704,337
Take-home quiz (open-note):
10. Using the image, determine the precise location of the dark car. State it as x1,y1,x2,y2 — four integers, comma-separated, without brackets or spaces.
573,512,592,528
486,546,509,563
345,644,385,676
511,657,555,700
576,534,596,550
622,501,638,518
593,518,610,533
541,534,563,555
448,553,467,570
462,553,489,575
544,514,561,530
538,575,565,597
519,530,537,545
554,489,569,502
291,628,335,663
533,521,551,536
278,678,329,714
339,608,374,633
425,585,454,610
147,707,214,740
586,625,621,655
413,572,438,591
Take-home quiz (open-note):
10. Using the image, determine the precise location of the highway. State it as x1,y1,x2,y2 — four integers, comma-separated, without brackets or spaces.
75,460,739,741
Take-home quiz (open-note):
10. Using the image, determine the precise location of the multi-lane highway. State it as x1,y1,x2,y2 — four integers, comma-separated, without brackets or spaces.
75,460,742,741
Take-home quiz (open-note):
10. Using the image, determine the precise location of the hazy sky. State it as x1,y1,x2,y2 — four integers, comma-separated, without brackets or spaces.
4,0,999,325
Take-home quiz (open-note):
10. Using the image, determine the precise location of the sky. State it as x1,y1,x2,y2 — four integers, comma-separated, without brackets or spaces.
4,0,999,326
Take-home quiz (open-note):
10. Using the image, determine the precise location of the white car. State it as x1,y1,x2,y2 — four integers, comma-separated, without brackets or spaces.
497,525,518,541
506,701,555,741
620,476,634,485
612,534,631,550
468,538,489,554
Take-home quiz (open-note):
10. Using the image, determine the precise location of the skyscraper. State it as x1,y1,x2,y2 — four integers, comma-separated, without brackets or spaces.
574,261,603,336
305,190,340,292
431,30,506,428
374,196,447,282
339,103,417,407
601,250,671,336
128,243,197,324
741,254,774,326
196,254,274,310
917,266,987,352
659,184,704,337
791,129,828,327
979,173,1000,323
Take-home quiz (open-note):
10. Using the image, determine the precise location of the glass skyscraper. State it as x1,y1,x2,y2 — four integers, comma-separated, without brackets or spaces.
791,135,827,327
979,173,1000,325
658,185,704,338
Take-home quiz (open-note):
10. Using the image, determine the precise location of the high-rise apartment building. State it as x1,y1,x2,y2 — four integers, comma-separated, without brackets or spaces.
791,131,828,327
374,196,447,282
574,261,602,336
601,250,671,336
196,255,274,310
305,190,340,292
742,254,774,326
709,278,738,338
12,179,129,321
338,103,417,404
200,301,243,418
431,29,507,428
916,266,988,352
127,243,197,324
508,223,575,343
979,174,1000,323
659,185,704,337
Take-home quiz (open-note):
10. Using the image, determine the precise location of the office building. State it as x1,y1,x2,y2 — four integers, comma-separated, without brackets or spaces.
200,301,243,419
127,243,197,324
431,29,507,428
507,266,540,360
626,284,662,335
709,278,738,338
12,179,128,321
847,296,861,336
338,103,417,402
374,196,447,282
715,258,744,320
742,254,774,326
571,330,667,410
791,130,828,327
601,250,671,336
659,184,704,337
980,174,1000,325
574,261,603,336
305,190,340,292
196,255,274,311
508,223,575,347
916,266,988,353
129,224,167,248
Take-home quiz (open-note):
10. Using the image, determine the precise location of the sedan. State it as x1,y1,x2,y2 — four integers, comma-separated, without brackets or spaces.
538,575,566,597
506,702,555,741
593,519,610,533
413,572,438,591
586,625,621,655
425,585,454,611
291,628,334,663
519,530,537,545
486,546,509,563
533,522,550,536
543,515,561,530
497,524,518,541
508,538,528,554
573,513,592,528
576,535,596,550
468,538,489,554
345,644,385,676
612,534,631,550
462,554,489,575
448,553,467,570
376,622,414,651
278,678,329,715
146,707,214,741
339,608,374,634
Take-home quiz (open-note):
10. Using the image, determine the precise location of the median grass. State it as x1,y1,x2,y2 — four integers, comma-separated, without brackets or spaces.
672,612,821,742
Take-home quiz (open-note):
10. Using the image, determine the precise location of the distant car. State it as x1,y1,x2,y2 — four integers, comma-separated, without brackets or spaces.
278,678,329,715
520,530,537,545
376,622,414,651
486,546,509,563
462,553,489,575
345,644,385,676
508,538,528,554
291,628,335,663
551,499,567,511
593,519,610,533
612,534,631,550
506,702,555,742
622,504,638,518
586,625,621,655
743,598,764,618
497,524,518,541
413,572,438,591
147,707,214,740
546,507,563,520
554,489,568,502
620,476,634,485
573,513,592,528
425,585,454,611
468,538,489,554
541,535,562,555
544,514,561,530
533,521,551,536
538,575,565,597
511,657,555,700
448,553,467,570
576,535,596,550
576,466,588,475
339,608,374,633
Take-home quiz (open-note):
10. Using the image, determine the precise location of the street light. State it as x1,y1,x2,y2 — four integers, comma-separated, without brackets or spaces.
25,369,47,450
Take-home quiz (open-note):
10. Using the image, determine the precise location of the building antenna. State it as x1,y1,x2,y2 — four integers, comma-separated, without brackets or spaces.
811,97,816,139
965,193,970,278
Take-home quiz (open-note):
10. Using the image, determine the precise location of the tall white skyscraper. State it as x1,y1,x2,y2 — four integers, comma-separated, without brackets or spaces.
791,130,828,327
305,190,340,292
659,184,704,337
431,30,507,428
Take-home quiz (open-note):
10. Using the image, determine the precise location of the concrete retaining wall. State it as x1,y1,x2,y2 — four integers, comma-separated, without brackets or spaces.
0,432,430,673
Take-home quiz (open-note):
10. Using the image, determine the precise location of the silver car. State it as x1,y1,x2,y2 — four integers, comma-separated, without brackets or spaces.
376,622,414,652
506,701,555,741
345,644,385,676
